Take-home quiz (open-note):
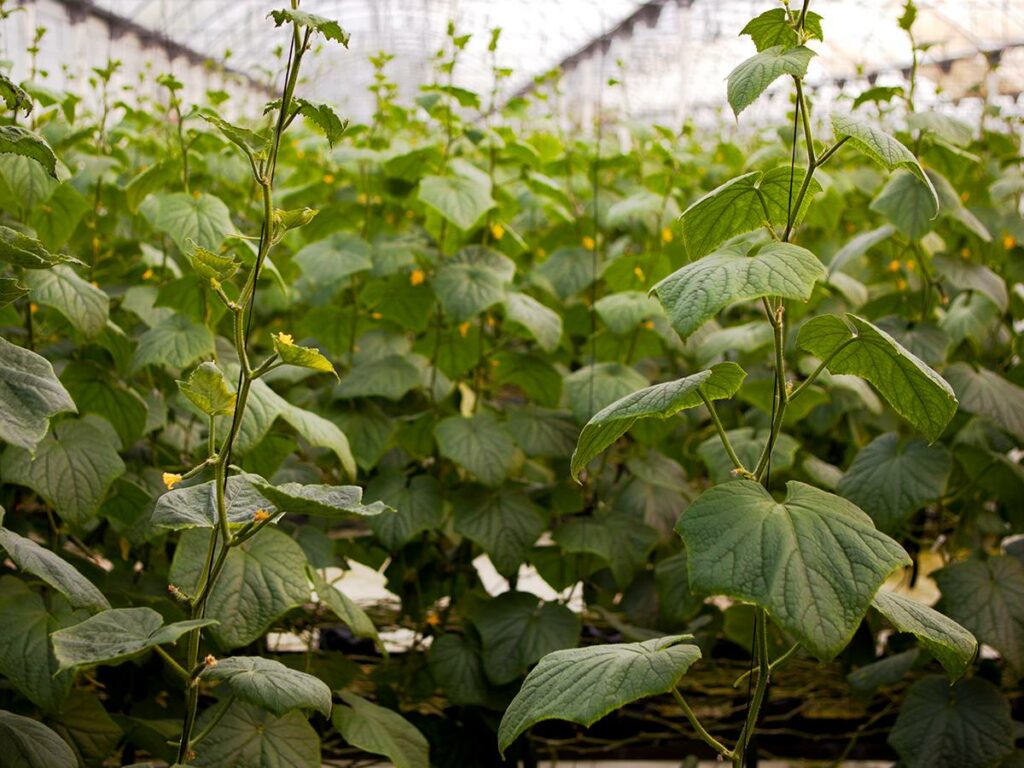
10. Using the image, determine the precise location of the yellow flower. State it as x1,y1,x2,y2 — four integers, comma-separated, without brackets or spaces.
162,472,182,489
661,227,673,244
253,509,271,522
29,302,37,314
887,260,901,272
425,611,441,627
410,268,426,286
405,209,415,219
897,278,908,291
295,148,305,159
960,247,970,259
142,268,154,280
633,265,645,282
276,332,294,346
356,192,368,205
641,320,655,330
582,235,596,251
537,247,546,258
905,260,916,271
323,173,335,184
458,322,471,337
697,167,706,175
372,195,382,205
490,223,505,240
490,358,500,367
370,311,382,319
1004,234,1017,250
192,190,201,199
960,190,969,202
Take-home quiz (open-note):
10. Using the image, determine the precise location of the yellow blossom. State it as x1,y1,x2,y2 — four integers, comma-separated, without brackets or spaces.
633,266,645,282
386,213,395,224
405,209,415,219
29,303,37,314
425,611,441,627
661,227,673,244
960,190,970,202
192,190,201,199
582,235,596,251
371,311,382,319
897,278,908,291
162,472,182,489
486,316,496,327
887,260,901,272
697,166,706,175
960,247,970,259
905,260,915,271
276,332,294,346
537,248,546,258
490,223,505,240
458,322,471,337
356,192,368,205
1004,234,1017,250
641,320,655,330
323,173,335,184
410,268,426,286
254,509,271,522
295,148,305,159
142,268,154,280
372,195,382,205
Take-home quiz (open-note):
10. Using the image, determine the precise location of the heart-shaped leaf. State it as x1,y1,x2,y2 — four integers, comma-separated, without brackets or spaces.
202,656,332,716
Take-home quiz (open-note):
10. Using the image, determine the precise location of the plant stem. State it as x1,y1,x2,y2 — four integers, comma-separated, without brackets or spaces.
734,608,772,764
671,689,732,759
700,393,745,473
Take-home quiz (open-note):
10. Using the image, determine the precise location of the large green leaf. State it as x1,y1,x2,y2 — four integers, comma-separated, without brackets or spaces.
452,485,545,579
652,241,824,338
335,354,422,400
0,521,109,611
50,607,214,672
434,412,516,486
0,124,58,178
331,692,429,768
832,114,938,211
152,474,276,530
2,416,125,526
563,363,649,424
61,362,148,447
497,635,700,756
837,433,952,533
0,710,76,768
418,174,494,231
741,8,823,50
889,676,1014,768
593,291,663,335
0,577,74,711
268,8,349,45
202,656,331,717
944,363,1024,442
30,183,89,250
468,591,581,685
23,265,108,337
0,335,77,451
428,633,490,707
503,292,562,351
252,481,388,518
141,192,233,251
0,225,82,269
310,570,380,646
676,480,910,659
871,591,976,679
797,313,957,441
293,233,371,291
45,690,123,767
365,472,444,549
726,45,815,117
679,168,821,258
192,700,320,768
433,262,505,321
169,527,310,649
870,170,939,240
131,314,214,371
571,363,745,481
934,556,1024,674
178,361,237,417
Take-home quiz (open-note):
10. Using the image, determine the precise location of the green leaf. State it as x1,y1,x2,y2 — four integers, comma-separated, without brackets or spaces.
46,690,122,767
335,354,423,400
679,168,821,258
726,45,815,117
0,125,58,178
0,524,109,611
0,73,31,112
169,527,310,649
934,556,1024,674
141,192,233,252
944,363,1024,442
202,656,331,717
29,182,89,250
571,363,745,481
429,633,490,706
331,692,429,768
185,241,240,282
418,174,495,231
932,256,1007,312
828,223,896,275
252,481,389,518
871,591,976,679
563,363,649,424
23,265,108,337
272,334,337,377
365,472,444,549
797,313,957,441
178,361,237,416
832,114,938,210
0,577,74,711
131,314,214,372
50,607,214,672
311,570,380,646
292,98,348,147
593,291,663,335
740,8,823,50
200,112,268,157
192,700,320,768
152,474,276,530
503,292,562,351
0,225,82,269
452,486,545,579
505,406,577,458
533,246,602,299
123,160,176,213
0,336,77,451
468,591,581,685
433,262,505,321
653,242,824,338
676,480,910,659
0,277,27,308
889,676,1014,768
697,427,799,483
497,635,700,757
271,395,357,480
269,8,350,46
0,710,76,768
2,417,125,526
293,233,372,291
434,412,517,486
870,170,939,239
837,433,952,533
655,552,705,625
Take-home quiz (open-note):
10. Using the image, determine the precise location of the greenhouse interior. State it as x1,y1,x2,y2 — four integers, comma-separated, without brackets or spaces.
0,0,1022,766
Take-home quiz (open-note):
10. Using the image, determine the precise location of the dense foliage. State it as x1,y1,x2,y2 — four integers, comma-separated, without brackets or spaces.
0,1,1022,766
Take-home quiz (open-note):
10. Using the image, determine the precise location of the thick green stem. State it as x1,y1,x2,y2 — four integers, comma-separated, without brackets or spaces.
701,393,746,473
671,689,732,759
734,609,772,762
